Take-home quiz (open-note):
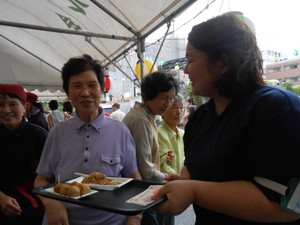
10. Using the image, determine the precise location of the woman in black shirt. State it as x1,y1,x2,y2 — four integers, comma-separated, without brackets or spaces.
153,12,300,225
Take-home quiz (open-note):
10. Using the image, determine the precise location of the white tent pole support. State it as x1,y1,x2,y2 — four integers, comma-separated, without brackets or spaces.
86,37,133,83
124,54,141,86
90,0,140,37
0,21,137,42
102,0,195,70
143,0,197,39
136,37,145,81
0,34,60,72
150,21,171,73
103,1,196,68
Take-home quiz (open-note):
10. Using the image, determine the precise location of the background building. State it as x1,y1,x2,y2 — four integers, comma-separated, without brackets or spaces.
265,58,300,86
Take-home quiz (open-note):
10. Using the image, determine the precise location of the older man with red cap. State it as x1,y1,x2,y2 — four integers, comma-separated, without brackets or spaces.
0,84,48,225
26,92,49,131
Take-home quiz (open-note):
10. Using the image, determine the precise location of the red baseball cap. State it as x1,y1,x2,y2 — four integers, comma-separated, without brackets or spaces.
0,84,27,102
26,92,38,103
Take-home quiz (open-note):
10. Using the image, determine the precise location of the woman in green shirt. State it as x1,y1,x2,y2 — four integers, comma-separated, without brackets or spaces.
158,93,185,175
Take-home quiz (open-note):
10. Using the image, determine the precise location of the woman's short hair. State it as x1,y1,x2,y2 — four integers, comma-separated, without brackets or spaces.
61,54,105,94
187,97,195,105
63,101,73,114
188,12,265,98
174,93,184,103
31,101,45,113
49,100,58,110
141,71,179,101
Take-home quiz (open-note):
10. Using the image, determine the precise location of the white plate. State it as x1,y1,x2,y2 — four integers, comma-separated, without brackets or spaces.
71,176,133,191
44,186,98,199
86,177,133,191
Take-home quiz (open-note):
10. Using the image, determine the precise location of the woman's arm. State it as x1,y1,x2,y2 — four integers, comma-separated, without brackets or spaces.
127,171,142,180
64,112,72,119
47,115,53,129
153,179,300,223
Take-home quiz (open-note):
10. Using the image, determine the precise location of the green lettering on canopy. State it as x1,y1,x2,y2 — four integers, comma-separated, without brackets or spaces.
56,13,82,31
68,0,89,15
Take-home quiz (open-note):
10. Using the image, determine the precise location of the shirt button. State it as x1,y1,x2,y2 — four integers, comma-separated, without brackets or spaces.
85,147,88,150
87,124,90,127
110,160,113,163
84,159,87,162
87,135,90,138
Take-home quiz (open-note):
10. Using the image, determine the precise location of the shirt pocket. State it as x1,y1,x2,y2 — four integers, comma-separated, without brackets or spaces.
100,155,122,176
101,155,121,165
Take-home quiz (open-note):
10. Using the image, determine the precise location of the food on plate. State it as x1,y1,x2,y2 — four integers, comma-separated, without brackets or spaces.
53,182,91,197
81,172,121,185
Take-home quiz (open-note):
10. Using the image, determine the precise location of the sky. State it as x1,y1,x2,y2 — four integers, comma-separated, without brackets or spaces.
148,0,300,58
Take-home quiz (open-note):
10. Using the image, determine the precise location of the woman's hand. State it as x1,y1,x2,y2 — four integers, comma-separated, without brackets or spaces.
152,180,194,215
166,150,174,165
165,166,190,182
0,193,22,217
164,174,187,182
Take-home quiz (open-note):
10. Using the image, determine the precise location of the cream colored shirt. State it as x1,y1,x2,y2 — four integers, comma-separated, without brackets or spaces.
123,101,167,182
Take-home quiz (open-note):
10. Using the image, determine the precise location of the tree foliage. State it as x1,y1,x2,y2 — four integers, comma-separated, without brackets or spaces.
262,81,299,96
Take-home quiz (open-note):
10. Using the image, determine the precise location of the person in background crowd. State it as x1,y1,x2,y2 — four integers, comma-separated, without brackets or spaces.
26,92,49,131
47,100,71,129
109,93,113,102
62,100,75,117
123,71,178,225
0,85,48,225
34,54,142,225
157,93,185,225
152,12,300,225
183,97,196,126
110,103,125,122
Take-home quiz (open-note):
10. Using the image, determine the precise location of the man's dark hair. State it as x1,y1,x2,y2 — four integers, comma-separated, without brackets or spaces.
112,103,120,108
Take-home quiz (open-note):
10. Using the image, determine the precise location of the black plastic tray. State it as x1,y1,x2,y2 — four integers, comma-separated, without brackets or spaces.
32,179,166,215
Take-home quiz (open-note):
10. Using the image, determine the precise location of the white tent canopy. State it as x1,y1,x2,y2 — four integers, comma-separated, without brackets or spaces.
0,0,196,92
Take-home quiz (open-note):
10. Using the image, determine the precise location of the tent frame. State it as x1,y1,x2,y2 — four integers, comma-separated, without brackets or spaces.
0,0,197,89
